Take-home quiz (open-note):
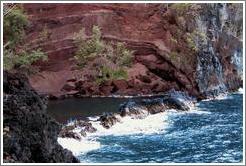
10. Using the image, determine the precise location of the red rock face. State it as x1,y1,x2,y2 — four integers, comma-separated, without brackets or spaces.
22,3,242,98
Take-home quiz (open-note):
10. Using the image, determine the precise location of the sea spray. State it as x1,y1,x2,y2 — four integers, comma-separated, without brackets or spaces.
57,90,197,155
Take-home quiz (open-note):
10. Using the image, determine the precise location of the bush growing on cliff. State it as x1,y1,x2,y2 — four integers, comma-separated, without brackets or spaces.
96,66,128,84
74,26,134,83
74,26,133,68
3,4,48,72
74,26,104,67
3,48,48,71
115,42,134,67
186,33,198,52
39,24,51,41
16,49,48,67
3,6,28,48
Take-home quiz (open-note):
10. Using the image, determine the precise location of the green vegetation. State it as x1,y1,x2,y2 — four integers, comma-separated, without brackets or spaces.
186,33,198,52
3,7,28,48
193,30,207,42
96,66,128,84
170,3,192,15
170,36,178,44
74,25,134,84
115,42,134,67
4,49,47,71
16,49,47,67
39,24,50,41
185,30,207,52
74,26,104,67
3,5,48,72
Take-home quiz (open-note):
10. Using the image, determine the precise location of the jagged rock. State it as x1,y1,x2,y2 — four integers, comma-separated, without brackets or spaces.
75,120,97,133
3,71,79,163
80,130,87,137
120,91,191,118
119,102,149,119
162,97,189,111
99,113,120,129
59,131,81,141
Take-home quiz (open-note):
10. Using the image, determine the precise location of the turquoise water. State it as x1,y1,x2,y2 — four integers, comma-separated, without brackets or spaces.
76,93,243,163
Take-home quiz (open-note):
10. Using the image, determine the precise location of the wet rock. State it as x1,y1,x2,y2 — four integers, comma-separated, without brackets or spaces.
3,71,79,163
119,102,149,119
75,120,97,133
59,130,81,141
99,113,120,129
162,97,189,111
80,130,87,137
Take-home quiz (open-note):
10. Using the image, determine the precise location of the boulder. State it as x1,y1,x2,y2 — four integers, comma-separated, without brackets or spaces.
75,120,97,133
62,82,76,91
99,113,120,129
112,80,129,91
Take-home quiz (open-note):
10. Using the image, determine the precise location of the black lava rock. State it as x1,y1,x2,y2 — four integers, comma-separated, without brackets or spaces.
3,71,79,163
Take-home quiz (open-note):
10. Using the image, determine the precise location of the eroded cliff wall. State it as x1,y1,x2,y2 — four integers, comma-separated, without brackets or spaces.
22,3,243,98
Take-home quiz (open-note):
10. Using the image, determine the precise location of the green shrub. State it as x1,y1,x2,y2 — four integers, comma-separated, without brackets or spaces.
170,3,192,15
74,26,133,83
3,48,16,70
39,24,50,41
3,7,28,48
16,49,48,67
170,37,178,44
115,42,134,67
74,26,104,67
96,66,128,84
186,33,198,52
3,48,47,70
3,5,48,73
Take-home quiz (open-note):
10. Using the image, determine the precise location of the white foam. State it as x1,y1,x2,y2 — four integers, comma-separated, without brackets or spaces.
87,112,170,137
57,137,101,156
166,108,211,115
58,111,171,156
237,88,244,94
202,93,229,101
57,104,209,156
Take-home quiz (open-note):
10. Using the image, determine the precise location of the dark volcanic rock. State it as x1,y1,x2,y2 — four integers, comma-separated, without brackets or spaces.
3,71,79,163
99,113,120,129
119,91,190,118
59,130,81,141
75,121,97,133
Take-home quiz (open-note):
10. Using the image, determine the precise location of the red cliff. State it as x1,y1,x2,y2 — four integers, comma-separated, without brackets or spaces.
22,3,243,98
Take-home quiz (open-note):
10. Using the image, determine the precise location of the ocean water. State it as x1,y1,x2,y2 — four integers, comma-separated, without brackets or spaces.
49,91,243,163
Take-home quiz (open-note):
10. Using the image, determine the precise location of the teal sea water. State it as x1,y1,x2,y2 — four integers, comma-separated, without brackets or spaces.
48,92,243,163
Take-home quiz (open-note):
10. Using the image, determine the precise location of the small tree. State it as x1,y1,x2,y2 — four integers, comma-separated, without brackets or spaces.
3,5,48,72
115,42,134,67
74,26,104,67
74,26,134,84
3,7,28,48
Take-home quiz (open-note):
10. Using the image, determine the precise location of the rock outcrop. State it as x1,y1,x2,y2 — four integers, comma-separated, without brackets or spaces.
59,90,194,139
3,71,79,163
21,3,242,98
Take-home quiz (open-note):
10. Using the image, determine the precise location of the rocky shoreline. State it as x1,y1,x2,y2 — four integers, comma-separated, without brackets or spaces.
3,71,79,163
58,90,195,142
3,70,242,162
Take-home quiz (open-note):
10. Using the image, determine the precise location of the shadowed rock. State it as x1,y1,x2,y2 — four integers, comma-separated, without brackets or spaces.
3,71,79,163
